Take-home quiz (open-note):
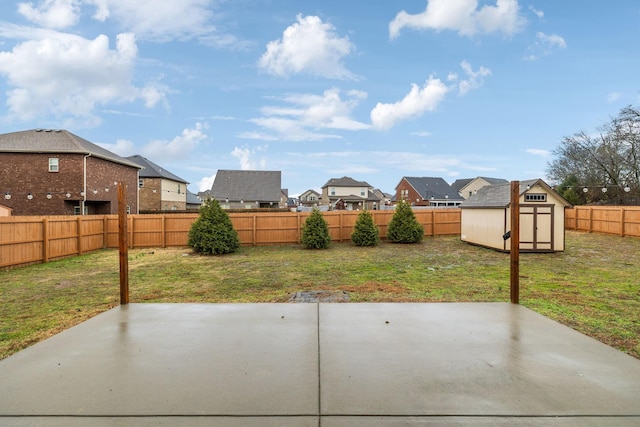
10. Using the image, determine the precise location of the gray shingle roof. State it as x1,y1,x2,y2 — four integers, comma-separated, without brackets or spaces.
126,155,188,184
451,178,473,194
401,177,465,201
321,176,372,188
460,179,569,208
0,129,141,169
186,190,202,206
211,170,282,202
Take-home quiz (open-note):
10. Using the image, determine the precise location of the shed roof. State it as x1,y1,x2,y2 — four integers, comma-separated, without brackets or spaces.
460,179,571,208
126,155,188,184
0,129,142,169
211,170,282,202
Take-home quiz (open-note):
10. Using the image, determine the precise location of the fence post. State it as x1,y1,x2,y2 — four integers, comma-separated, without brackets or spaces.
103,216,108,248
77,216,83,255
588,207,593,233
431,210,436,236
42,217,49,263
162,215,166,248
253,214,257,246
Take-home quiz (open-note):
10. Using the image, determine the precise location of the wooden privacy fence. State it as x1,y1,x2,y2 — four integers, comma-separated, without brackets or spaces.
0,209,461,269
565,206,640,237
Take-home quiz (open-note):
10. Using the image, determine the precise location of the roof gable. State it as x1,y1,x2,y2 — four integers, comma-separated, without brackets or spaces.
0,129,141,169
127,155,188,184
211,170,282,202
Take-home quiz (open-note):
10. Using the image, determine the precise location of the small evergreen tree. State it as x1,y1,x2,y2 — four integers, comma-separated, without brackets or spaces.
387,200,424,244
188,198,240,255
351,210,379,246
301,208,331,249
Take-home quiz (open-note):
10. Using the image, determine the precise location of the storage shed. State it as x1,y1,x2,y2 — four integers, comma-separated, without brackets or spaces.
460,179,571,252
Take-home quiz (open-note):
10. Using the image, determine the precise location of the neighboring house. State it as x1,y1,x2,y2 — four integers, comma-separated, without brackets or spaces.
211,170,284,209
460,179,571,252
320,176,382,210
395,177,464,207
186,190,202,211
452,177,509,199
299,189,321,207
372,188,392,207
0,129,141,216
127,155,189,212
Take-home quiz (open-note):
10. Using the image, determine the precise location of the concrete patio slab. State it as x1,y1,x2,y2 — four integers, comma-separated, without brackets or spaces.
0,304,319,418
319,303,640,423
1,302,639,426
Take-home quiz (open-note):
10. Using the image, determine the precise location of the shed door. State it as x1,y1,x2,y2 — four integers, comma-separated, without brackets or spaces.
519,205,554,251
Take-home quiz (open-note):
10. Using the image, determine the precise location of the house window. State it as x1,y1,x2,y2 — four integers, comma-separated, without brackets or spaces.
331,188,335,196
48,158,59,172
310,196,316,201
138,179,144,188
178,184,181,194
360,189,365,196
525,193,547,202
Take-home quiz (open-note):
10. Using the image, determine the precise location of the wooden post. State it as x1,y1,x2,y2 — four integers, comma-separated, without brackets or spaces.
118,182,129,305
510,181,520,304
77,216,83,255
42,217,49,263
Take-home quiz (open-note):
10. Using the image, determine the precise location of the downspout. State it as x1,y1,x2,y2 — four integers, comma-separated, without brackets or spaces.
136,169,140,214
82,153,91,215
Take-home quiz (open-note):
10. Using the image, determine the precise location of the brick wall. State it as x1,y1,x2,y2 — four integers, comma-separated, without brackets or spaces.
138,177,162,211
0,153,138,215
395,179,424,205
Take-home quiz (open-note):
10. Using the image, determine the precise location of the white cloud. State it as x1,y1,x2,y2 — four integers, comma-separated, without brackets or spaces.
389,0,526,39
0,30,166,124
607,92,621,103
141,122,208,161
370,77,449,130
85,0,215,42
456,61,492,95
529,5,544,19
411,131,432,137
258,14,355,79
371,61,490,130
526,148,551,157
243,88,369,141
197,173,216,192
525,31,566,60
231,146,268,170
17,0,81,29
98,138,136,156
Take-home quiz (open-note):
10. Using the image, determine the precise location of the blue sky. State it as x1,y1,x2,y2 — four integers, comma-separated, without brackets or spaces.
0,1,639,196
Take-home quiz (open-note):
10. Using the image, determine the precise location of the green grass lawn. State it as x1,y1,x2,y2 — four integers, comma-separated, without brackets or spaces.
1,231,639,360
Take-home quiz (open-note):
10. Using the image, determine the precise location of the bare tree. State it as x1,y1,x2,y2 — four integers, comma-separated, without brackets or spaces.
547,105,639,205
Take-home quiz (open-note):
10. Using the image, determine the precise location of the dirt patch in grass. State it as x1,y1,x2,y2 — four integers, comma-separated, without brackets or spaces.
1,231,639,360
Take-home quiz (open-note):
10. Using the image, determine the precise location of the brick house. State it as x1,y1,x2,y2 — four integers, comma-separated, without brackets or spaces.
127,155,189,212
395,177,464,207
0,129,141,215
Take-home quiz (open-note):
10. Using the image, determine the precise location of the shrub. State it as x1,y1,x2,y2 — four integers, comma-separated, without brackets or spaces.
387,200,424,244
351,210,379,246
301,208,331,249
188,198,240,255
